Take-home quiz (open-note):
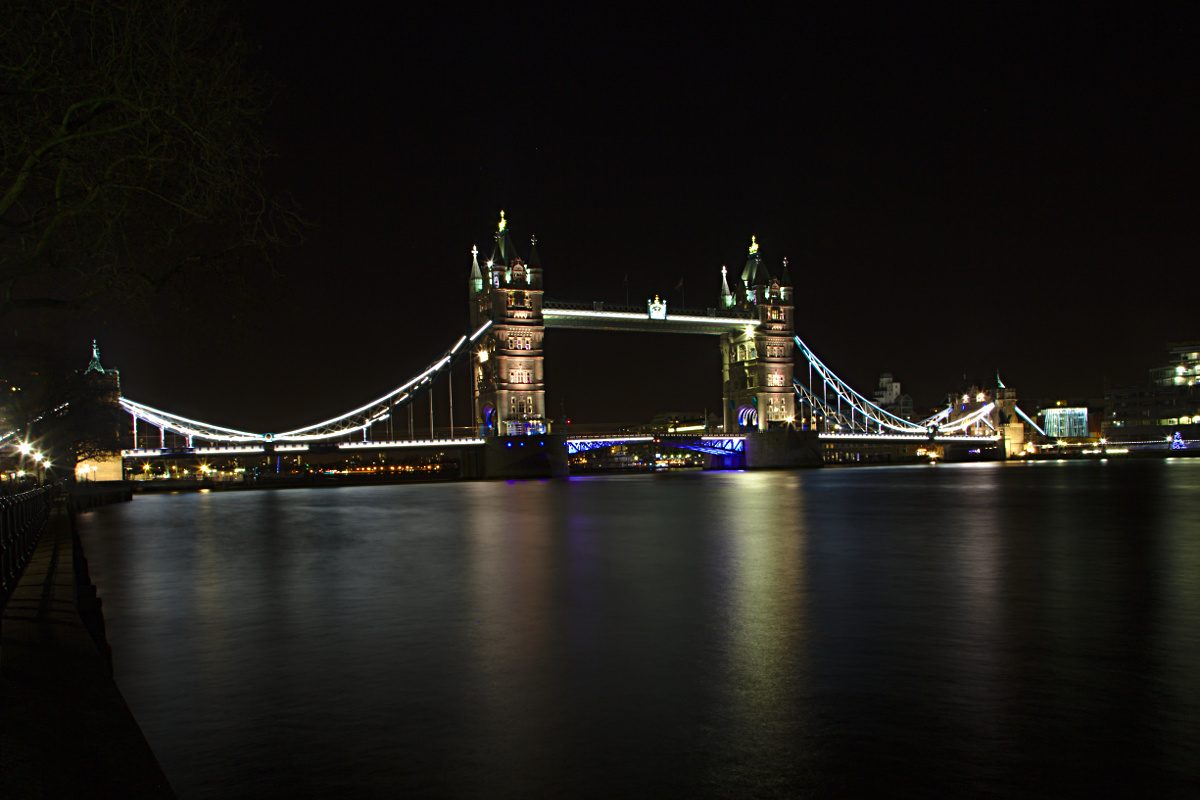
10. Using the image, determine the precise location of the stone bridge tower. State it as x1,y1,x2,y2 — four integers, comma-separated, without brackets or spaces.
720,237,795,432
468,212,548,436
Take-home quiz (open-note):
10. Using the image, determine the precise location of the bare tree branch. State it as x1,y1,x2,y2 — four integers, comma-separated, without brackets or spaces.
1,0,302,317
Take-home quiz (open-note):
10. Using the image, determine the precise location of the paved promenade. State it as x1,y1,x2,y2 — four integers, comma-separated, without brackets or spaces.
1,501,175,799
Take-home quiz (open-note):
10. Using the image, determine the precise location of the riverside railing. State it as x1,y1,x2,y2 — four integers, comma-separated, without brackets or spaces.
1,485,59,607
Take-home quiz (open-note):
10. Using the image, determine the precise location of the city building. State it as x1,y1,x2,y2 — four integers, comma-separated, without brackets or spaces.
1042,407,1089,438
1103,341,1200,442
873,373,914,421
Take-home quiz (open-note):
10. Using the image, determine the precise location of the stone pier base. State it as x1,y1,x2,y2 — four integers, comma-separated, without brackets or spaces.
743,428,823,469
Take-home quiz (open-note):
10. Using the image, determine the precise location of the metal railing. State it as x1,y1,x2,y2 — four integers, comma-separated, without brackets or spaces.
1,485,60,607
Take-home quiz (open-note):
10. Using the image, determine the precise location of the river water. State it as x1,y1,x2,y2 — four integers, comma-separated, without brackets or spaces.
77,461,1200,799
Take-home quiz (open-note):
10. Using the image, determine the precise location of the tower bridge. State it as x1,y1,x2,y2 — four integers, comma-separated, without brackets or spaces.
108,212,1005,479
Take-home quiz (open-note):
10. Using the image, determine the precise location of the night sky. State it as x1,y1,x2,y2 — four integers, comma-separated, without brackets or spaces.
15,5,1197,431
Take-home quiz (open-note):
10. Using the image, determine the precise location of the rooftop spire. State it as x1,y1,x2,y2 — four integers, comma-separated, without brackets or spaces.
498,210,507,232
85,340,105,374
469,244,482,292
741,235,770,289
528,234,542,269
779,256,793,287
720,265,734,309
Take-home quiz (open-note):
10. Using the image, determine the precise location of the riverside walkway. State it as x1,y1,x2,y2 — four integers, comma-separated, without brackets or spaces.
1,491,174,799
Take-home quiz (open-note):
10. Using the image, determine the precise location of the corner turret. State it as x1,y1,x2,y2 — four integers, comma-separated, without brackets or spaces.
779,256,793,303
528,235,542,291
719,265,734,309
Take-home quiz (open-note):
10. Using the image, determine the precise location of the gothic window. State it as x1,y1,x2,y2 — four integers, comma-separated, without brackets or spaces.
738,344,746,361
769,307,781,321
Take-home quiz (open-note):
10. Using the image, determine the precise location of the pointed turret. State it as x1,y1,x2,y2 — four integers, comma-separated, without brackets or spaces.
469,245,483,294
527,235,543,289
778,257,793,303
719,265,734,309
489,211,508,286
491,210,511,264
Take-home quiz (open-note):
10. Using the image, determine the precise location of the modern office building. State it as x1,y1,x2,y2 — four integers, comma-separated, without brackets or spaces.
1103,341,1200,441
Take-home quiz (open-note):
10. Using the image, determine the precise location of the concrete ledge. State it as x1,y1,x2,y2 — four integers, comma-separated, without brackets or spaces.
1,505,174,799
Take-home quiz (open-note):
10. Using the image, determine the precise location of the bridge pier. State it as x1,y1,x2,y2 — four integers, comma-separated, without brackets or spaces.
472,435,569,480
742,429,823,469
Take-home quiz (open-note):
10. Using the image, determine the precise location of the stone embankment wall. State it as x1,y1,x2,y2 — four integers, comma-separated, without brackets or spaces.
1,488,175,798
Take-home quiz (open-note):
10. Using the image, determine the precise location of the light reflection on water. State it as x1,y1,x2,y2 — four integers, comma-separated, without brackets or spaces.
76,461,1200,799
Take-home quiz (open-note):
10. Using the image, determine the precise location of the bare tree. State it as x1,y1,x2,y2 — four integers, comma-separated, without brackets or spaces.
0,0,300,317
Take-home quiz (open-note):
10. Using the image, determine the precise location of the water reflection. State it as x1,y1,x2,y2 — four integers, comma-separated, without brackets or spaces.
704,472,811,793
73,462,1200,799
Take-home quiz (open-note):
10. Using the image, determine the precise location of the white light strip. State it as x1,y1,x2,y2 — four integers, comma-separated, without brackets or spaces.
544,308,759,326
1014,405,1046,436
469,320,493,341
338,438,485,449
120,398,261,439
936,403,996,433
121,447,268,457
818,433,1001,442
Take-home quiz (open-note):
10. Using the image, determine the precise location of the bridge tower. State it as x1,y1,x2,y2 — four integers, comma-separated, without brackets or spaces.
720,237,795,432
468,211,548,436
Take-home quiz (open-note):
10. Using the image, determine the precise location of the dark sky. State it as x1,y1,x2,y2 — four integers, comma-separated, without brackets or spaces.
21,5,1199,431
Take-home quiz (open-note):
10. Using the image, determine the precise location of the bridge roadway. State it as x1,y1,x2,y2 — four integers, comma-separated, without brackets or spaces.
122,429,1000,478
121,430,997,460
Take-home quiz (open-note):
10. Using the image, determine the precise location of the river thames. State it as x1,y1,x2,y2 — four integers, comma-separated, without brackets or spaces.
77,460,1200,798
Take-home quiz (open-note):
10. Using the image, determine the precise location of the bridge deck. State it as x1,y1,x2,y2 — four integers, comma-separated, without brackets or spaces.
542,300,756,335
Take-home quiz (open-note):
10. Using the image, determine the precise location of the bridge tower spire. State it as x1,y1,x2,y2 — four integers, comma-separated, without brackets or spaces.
468,245,483,327
469,211,548,437
720,238,795,433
